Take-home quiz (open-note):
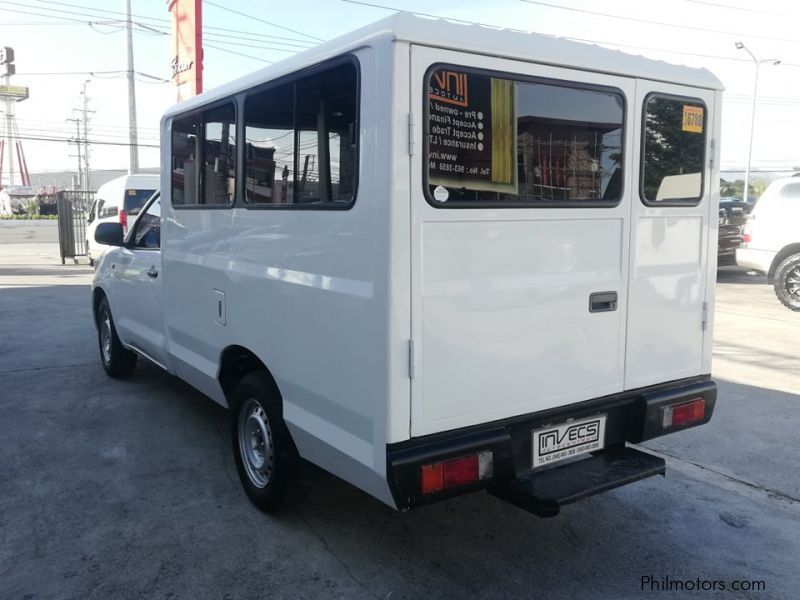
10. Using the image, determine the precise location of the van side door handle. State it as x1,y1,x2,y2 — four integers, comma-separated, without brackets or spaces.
589,291,617,312
146,265,159,279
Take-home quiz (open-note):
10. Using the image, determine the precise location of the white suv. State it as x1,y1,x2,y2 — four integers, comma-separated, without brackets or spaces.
737,177,800,311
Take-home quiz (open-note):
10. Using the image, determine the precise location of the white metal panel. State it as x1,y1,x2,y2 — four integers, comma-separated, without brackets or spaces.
409,45,635,436
161,45,397,506
625,81,716,389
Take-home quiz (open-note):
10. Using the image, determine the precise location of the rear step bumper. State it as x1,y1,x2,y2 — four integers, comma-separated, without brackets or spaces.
487,446,666,517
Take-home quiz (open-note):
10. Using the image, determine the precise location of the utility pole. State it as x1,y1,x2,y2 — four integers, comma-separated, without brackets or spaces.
125,0,139,173
67,117,82,189
81,79,91,191
735,42,780,203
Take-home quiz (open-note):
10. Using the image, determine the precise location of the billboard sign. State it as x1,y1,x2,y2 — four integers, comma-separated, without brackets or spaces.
0,85,28,101
166,0,202,102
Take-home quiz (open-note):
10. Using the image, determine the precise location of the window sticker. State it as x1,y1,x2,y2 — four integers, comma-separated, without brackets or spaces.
428,70,518,194
433,185,449,202
682,105,704,134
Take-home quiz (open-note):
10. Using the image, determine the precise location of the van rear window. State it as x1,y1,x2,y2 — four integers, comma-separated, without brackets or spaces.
641,95,706,204
124,189,156,216
424,66,625,207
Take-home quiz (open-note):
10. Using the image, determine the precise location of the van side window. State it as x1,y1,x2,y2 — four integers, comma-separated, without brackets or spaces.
243,60,358,207
425,66,625,207
202,104,236,205
244,83,295,204
133,198,161,249
171,104,236,207
171,116,199,206
641,95,705,204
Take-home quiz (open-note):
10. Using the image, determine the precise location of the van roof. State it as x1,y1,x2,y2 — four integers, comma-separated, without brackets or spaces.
164,12,723,119
96,173,159,198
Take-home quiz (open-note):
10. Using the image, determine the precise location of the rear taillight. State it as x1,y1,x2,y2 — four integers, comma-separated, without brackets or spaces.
420,451,493,495
119,209,128,233
661,398,705,429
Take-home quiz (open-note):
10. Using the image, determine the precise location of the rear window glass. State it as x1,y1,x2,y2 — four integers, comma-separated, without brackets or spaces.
641,95,706,204
124,189,156,215
425,66,625,207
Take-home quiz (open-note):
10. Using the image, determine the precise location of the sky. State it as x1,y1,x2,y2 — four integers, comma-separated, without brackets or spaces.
0,0,798,184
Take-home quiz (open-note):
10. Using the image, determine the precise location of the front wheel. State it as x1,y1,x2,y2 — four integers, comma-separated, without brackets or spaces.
773,253,800,312
230,372,299,513
96,297,137,377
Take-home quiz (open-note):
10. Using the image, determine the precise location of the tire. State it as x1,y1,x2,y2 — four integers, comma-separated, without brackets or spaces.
773,253,800,312
96,297,137,377
230,372,300,513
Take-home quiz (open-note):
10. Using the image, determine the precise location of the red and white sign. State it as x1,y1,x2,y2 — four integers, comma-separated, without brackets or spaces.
166,0,202,102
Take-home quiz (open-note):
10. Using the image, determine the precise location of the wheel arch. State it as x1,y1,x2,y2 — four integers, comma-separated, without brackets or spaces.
768,243,800,284
92,286,108,327
218,345,282,407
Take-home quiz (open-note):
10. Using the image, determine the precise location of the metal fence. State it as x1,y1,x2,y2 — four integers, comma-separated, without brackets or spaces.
56,190,95,265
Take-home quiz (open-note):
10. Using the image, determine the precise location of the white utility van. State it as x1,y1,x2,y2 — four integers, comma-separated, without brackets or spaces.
91,14,721,517
86,173,158,266
736,177,800,311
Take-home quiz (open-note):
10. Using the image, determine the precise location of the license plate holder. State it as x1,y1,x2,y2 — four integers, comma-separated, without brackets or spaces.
532,415,607,469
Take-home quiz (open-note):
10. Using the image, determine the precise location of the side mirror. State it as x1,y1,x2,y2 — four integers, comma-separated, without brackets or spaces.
94,222,125,247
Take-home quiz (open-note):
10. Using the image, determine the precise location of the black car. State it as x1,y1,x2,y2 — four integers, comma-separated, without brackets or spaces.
717,197,750,266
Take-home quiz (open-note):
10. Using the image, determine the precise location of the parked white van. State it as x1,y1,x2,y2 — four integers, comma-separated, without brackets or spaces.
86,173,158,266
91,14,721,517
736,177,800,311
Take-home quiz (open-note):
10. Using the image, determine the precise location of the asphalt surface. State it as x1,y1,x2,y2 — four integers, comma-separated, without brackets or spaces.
1,221,799,600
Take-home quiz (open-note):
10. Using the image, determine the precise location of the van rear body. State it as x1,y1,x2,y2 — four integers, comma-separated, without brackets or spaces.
92,14,721,516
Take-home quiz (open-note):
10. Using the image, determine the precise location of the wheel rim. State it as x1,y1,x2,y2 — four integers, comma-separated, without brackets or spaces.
100,312,112,365
786,266,800,299
238,398,274,488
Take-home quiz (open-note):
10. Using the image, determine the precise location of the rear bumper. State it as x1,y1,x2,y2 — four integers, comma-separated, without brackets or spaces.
386,375,716,511
736,247,774,274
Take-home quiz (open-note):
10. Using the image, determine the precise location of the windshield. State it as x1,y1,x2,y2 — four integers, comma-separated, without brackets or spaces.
124,188,157,216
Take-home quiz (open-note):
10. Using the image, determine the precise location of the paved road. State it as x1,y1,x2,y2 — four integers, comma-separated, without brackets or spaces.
1,223,799,599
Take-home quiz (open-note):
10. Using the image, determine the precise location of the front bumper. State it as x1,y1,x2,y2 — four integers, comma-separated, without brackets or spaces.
387,376,716,511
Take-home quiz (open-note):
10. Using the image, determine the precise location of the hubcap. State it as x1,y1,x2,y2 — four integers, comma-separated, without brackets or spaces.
100,313,112,365
238,398,274,488
786,266,800,299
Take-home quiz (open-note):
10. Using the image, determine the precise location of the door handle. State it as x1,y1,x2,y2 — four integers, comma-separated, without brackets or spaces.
146,266,159,279
589,291,617,312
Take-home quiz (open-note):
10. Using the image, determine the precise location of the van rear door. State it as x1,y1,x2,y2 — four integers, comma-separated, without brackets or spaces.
624,82,715,390
409,46,635,437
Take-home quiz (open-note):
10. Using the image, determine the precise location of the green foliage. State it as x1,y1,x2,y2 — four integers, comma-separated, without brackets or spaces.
0,214,58,220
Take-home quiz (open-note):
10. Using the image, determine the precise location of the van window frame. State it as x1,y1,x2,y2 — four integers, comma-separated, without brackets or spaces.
170,98,238,211
639,91,707,207
422,62,628,209
241,54,361,211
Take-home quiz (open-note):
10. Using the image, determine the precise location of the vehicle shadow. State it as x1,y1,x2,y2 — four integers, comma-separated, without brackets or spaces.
716,266,766,285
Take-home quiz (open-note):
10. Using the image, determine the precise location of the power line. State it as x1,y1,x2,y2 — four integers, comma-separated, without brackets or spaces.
13,133,159,148
519,0,800,45
205,1,325,43
339,0,800,68
205,42,273,64
686,0,799,16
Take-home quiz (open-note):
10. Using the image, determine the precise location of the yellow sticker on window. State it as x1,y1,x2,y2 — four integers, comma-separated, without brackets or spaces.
682,106,704,133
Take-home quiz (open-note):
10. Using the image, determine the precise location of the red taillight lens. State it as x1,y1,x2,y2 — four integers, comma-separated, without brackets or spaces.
420,451,493,495
119,209,128,232
741,233,751,246
662,398,705,429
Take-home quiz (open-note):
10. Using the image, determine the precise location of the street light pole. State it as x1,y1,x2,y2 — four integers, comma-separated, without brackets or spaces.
735,41,780,204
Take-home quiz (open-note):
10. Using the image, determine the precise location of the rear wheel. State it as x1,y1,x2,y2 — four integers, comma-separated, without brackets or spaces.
773,253,800,312
230,372,299,513
96,297,137,377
